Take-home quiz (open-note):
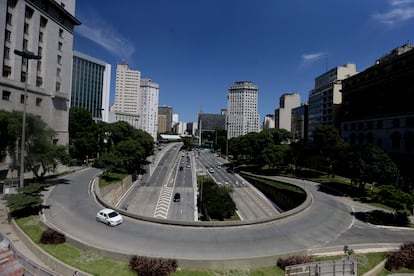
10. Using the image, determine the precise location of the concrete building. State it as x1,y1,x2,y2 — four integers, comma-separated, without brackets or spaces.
263,114,275,129
227,81,260,139
340,44,414,160
71,51,111,122
139,78,159,140
1,0,80,145
291,104,308,141
197,112,226,147
274,93,301,131
158,105,173,133
113,63,140,115
308,63,357,142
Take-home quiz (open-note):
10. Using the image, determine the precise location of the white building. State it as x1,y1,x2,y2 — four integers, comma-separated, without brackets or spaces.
274,93,301,131
113,63,141,115
227,81,260,139
263,114,275,129
0,0,80,146
113,63,159,140
139,78,159,140
308,64,357,141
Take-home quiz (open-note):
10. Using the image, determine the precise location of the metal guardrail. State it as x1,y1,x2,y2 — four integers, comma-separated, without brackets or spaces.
285,257,357,276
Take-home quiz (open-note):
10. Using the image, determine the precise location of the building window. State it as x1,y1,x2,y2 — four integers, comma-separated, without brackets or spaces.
25,6,34,18
55,81,61,92
4,47,10,59
24,23,29,34
2,90,11,101
36,98,42,106
5,30,11,42
57,55,62,65
36,61,41,72
58,42,63,51
23,39,28,50
56,68,61,77
20,72,26,82
39,31,43,42
392,118,400,128
20,94,25,103
36,76,42,87
38,46,42,56
59,28,63,38
2,65,11,77
40,16,47,28
6,13,12,26
377,120,383,129
391,132,401,149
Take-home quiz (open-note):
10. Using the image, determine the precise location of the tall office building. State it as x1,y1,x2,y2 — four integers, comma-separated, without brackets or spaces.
71,51,111,122
158,106,173,133
113,63,141,115
307,64,357,142
0,0,80,146
227,81,260,139
274,93,301,131
139,78,159,140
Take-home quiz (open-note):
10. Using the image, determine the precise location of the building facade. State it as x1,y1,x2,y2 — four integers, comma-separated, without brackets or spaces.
291,104,308,141
340,44,414,159
71,51,111,122
263,114,275,129
113,63,141,115
139,78,159,140
158,105,173,133
274,93,301,131
307,64,357,141
227,81,260,139
1,0,80,145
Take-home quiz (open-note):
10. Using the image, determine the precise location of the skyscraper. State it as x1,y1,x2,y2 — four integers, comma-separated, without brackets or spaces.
140,78,159,140
227,81,260,139
114,63,141,115
71,51,111,122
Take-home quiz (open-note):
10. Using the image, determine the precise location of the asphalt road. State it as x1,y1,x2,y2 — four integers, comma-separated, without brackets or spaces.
43,167,414,266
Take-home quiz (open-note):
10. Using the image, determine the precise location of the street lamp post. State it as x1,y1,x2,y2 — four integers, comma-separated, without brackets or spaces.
14,49,41,188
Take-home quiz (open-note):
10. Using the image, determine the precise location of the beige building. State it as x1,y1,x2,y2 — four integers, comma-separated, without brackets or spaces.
274,93,301,131
307,63,357,141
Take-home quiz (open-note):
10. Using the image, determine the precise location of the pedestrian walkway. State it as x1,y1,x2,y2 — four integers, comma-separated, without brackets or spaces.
0,199,58,275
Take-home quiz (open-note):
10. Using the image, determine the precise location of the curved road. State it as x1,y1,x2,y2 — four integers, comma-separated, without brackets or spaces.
43,168,414,268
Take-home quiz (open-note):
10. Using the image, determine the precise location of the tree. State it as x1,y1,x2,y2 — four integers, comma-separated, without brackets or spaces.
3,183,46,217
69,107,97,161
340,144,399,191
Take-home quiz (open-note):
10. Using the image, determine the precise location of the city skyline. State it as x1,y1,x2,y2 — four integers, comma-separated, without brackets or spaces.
73,0,414,122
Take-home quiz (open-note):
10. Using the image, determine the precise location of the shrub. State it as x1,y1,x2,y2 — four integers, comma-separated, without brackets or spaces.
385,242,414,271
276,255,315,269
39,228,66,244
129,255,178,276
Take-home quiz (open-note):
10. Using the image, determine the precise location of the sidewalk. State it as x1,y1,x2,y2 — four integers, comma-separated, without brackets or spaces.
0,199,57,274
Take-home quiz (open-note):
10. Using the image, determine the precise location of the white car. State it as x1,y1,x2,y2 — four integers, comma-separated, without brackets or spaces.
96,208,123,226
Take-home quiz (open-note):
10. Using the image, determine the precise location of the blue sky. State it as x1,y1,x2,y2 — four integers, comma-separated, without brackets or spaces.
73,0,414,123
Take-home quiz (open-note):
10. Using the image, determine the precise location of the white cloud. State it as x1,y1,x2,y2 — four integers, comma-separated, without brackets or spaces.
372,0,414,25
76,14,135,59
300,52,326,68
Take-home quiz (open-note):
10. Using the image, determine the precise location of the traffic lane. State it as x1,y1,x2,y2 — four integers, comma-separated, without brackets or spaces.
45,182,358,259
168,187,195,221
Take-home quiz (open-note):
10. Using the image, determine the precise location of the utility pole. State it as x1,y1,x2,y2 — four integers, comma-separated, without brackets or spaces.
14,49,41,188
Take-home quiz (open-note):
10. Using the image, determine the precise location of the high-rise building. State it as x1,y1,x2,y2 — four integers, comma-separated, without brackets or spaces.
263,114,275,129
114,63,141,115
158,106,173,133
139,78,159,140
227,81,260,139
274,93,301,131
0,0,80,146
71,51,111,122
291,104,308,141
307,64,357,142
113,63,159,140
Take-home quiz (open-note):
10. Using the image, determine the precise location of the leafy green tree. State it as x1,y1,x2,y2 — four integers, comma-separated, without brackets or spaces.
340,144,399,191
69,107,97,161
2,183,46,217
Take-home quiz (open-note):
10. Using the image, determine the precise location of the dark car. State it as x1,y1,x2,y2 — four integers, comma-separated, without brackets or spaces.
173,193,181,202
